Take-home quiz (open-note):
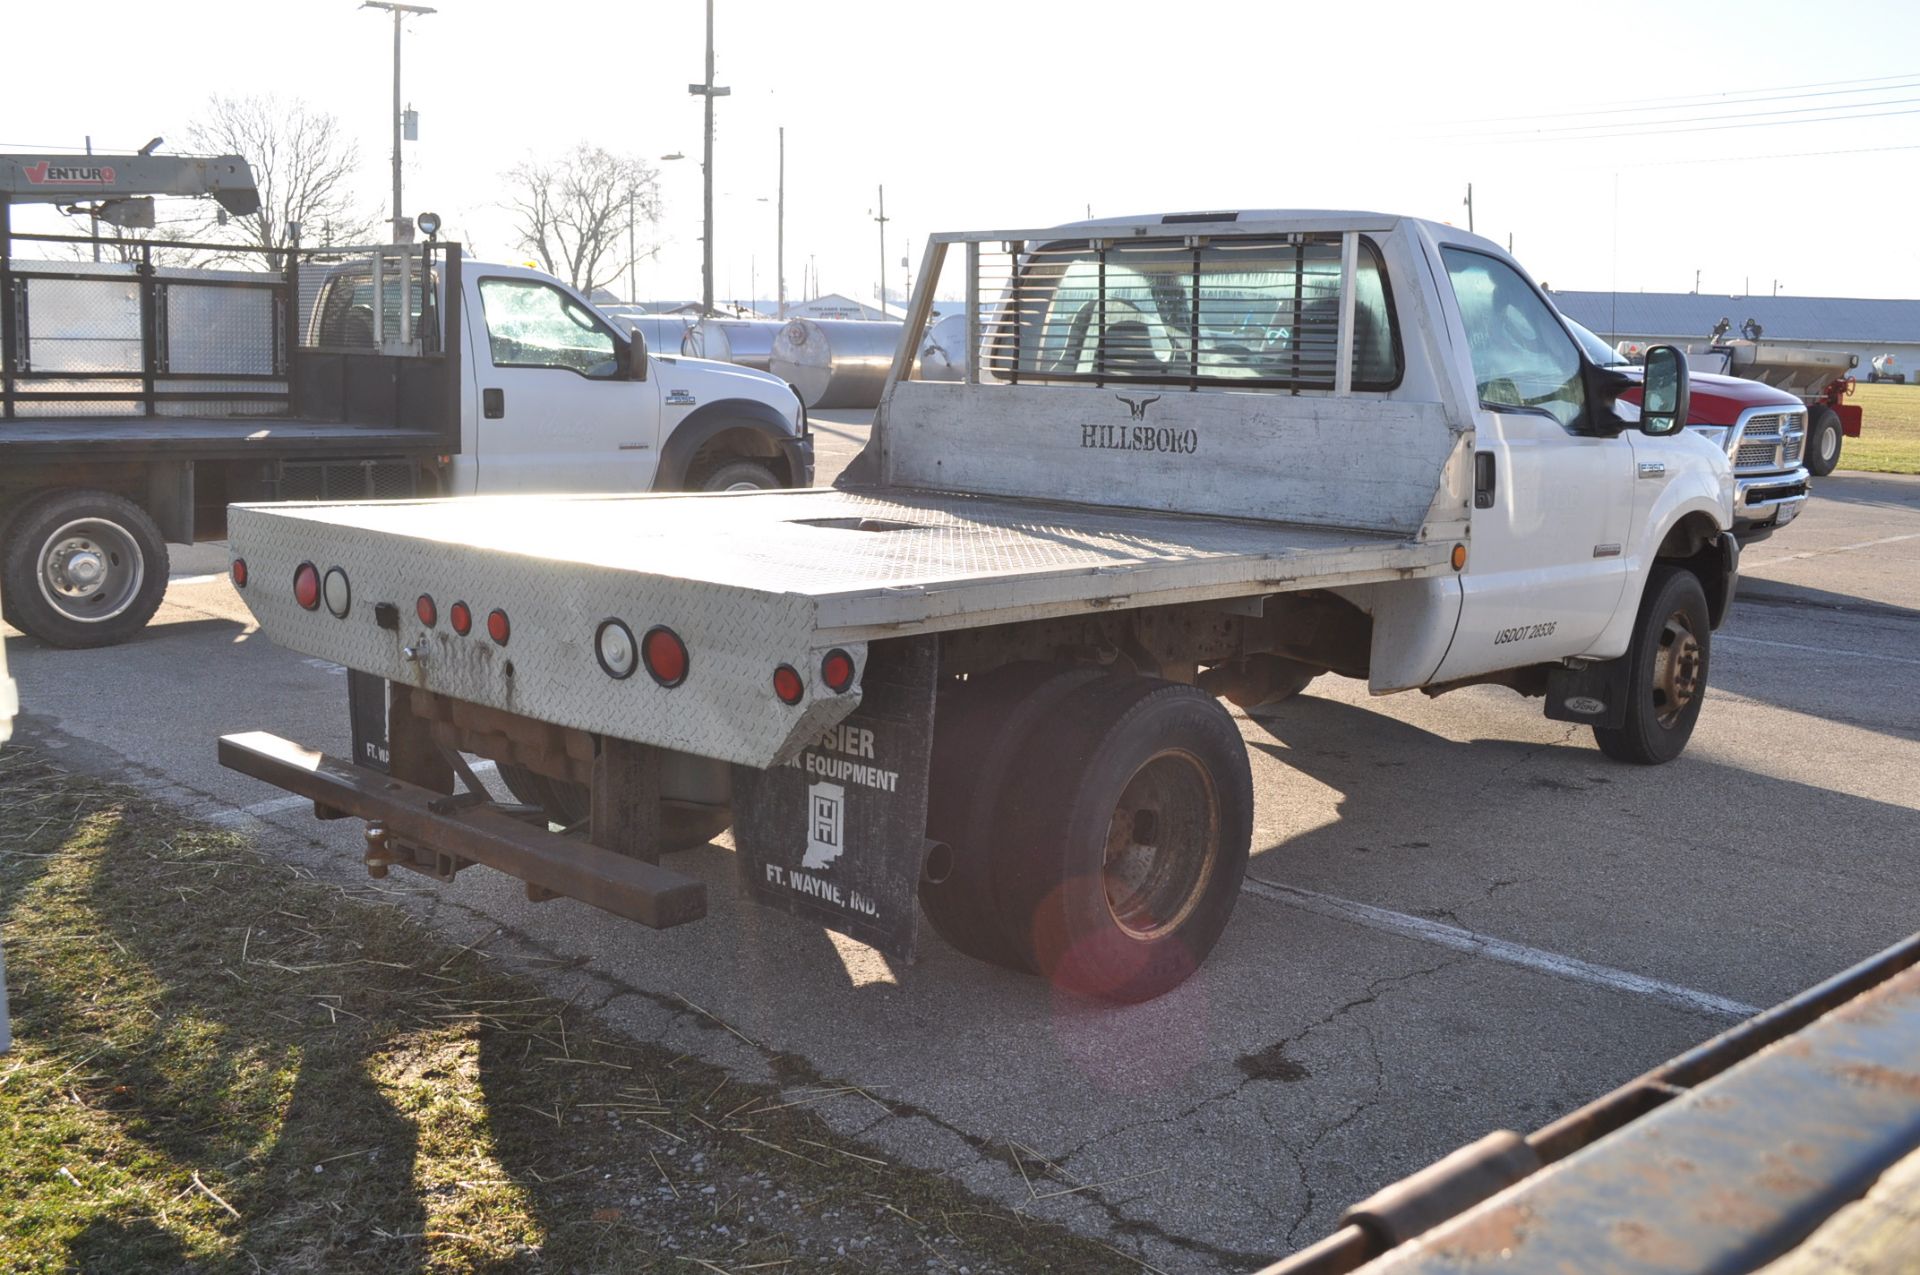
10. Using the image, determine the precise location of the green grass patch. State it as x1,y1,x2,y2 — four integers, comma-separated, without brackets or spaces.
0,748,1135,1273
1843,382,1920,474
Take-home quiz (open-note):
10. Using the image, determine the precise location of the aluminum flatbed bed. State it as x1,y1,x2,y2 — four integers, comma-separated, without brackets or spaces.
228,485,1449,772
236,485,1449,640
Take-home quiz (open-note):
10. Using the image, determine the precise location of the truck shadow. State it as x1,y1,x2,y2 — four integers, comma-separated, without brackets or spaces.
1236,690,1920,1002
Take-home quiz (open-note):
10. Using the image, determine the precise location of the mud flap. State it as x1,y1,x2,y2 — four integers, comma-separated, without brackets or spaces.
1545,658,1629,730
731,636,938,963
347,669,391,773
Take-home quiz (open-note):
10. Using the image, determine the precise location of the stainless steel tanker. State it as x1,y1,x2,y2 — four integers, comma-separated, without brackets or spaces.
770,318,903,409
685,318,785,372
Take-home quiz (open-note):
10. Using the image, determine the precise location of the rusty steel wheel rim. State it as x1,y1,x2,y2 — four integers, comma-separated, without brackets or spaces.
1651,609,1703,729
1101,749,1220,941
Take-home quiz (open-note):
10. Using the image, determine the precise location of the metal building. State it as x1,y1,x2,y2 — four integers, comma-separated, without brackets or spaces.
1549,290,1920,379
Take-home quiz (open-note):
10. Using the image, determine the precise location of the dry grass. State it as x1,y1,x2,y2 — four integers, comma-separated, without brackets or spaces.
1842,382,1920,474
0,747,1132,1273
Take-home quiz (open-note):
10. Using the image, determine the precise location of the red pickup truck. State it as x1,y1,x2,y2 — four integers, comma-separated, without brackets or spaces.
1568,320,1808,544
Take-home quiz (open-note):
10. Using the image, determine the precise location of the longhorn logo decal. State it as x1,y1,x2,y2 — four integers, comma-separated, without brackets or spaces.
1115,394,1161,420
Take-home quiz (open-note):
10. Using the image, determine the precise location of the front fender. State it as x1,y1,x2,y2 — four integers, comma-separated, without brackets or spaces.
657,398,803,489
1590,475,1733,657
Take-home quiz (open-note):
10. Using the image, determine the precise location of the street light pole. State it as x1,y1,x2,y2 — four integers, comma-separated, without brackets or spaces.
687,0,730,315
362,1,436,243
873,184,889,318
777,126,785,320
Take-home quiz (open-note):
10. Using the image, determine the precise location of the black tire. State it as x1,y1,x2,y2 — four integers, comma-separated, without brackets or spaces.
995,675,1254,1003
1593,567,1711,766
1,489,169,649
920,663,1105,970
495,761,730,852
1805,407,1843,477
699,460,783,492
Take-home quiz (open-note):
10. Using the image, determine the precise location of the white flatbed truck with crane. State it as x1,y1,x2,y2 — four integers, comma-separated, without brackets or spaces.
0,151,811,650
218,210,1738,1002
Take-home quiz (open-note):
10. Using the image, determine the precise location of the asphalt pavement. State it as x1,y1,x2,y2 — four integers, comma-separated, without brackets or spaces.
8,427,1918,1273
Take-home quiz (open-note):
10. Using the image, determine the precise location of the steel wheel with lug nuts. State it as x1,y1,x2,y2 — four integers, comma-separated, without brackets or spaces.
1594,565,1712,765
1,489,169,649
996,675,1253,1003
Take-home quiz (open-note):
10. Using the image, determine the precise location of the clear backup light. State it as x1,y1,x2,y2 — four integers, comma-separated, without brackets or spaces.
322,568,351,618
596,619,638,679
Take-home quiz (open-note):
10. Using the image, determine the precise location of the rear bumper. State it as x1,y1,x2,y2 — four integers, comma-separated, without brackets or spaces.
1732,466,1809,537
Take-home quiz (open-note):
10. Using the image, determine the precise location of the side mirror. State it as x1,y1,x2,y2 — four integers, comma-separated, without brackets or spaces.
1639,345,1688,436
627,326,649,381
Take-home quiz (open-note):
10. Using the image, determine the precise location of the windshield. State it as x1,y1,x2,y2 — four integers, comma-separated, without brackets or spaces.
1565,317,1633,368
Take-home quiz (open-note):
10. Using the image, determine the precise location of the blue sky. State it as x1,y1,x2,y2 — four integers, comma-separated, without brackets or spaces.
5,0,1917,304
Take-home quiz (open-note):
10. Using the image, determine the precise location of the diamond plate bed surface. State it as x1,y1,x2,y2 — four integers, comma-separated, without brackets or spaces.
239,487,1433,605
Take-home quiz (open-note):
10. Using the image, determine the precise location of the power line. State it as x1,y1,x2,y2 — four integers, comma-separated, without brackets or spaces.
1437,69,1920,126
1618,140,1920,168
1445,94,1920,142
1486,103,1920,144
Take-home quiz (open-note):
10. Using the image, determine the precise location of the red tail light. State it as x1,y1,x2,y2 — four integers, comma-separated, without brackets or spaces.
773,664,804,705
821,649,855,693
230,558,248,589
642,626,689,687
449,601,472,635
416,594,437,627
293,562,320,610
486,608,510,646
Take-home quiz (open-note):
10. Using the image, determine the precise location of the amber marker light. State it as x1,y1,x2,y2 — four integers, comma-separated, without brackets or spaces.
1451,544,1468,571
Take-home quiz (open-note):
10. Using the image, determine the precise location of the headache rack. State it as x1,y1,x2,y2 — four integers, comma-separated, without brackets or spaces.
0,224,456,426
894,215,1408,397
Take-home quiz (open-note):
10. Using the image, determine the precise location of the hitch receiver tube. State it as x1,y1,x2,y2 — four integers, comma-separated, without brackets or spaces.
218,731,707,929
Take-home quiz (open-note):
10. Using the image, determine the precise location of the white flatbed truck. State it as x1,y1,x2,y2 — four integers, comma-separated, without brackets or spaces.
219,211,1736,1002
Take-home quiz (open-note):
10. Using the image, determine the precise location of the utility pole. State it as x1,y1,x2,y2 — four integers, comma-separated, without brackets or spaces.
687,0,730,315
777,127,786,320
1463,182,1474,234
628,192,637,303
1694,268,1701,295
362,1,436,244
873,185,889,318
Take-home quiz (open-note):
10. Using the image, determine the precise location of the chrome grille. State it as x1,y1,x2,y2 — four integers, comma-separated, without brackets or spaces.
1733,409,1806,474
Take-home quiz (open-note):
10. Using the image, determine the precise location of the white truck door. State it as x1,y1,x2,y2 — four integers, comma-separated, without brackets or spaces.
1433,248,1633,682
469,275,660,494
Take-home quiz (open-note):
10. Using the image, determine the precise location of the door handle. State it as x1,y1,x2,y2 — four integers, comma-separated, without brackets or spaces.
1474,451,1496,509
482,387,504,419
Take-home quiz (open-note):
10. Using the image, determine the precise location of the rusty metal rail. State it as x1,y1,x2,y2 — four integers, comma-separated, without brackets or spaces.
218,731,706,929
1257,929,1920,1275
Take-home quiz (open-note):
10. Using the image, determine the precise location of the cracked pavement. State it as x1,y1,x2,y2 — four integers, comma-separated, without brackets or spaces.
8,428,1920,1272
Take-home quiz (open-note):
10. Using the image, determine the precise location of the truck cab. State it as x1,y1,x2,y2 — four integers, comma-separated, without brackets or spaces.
303,256,812,496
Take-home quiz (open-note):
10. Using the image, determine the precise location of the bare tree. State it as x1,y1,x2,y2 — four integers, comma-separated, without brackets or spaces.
183,95,375,268
505,145,661,295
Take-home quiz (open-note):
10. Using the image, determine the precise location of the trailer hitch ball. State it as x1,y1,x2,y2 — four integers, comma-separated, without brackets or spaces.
364,821,394,878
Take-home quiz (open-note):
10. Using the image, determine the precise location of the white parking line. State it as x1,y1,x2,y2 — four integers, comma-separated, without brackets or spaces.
208,759,499,826
1743,531,1920,571
1242,876,1759,1018
168,573,228,586
1717,633,1920,666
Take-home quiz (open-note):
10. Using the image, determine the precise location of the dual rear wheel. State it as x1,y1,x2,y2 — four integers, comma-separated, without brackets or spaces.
922,666,1253,1003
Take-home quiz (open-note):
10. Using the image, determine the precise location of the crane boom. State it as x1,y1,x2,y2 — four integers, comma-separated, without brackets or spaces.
0,153,259,215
